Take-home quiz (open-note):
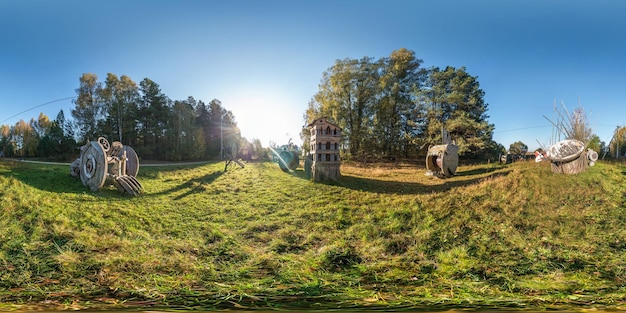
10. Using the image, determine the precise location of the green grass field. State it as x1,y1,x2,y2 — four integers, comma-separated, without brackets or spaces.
1,158,625,311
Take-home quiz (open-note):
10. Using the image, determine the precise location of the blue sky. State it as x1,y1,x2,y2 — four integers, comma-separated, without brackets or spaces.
1,0,625,151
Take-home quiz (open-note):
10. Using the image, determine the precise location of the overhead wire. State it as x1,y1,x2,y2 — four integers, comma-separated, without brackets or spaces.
493,125,551,133
0,96,76,124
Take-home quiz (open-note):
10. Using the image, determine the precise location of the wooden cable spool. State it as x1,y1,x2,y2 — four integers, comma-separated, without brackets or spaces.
425,144,459,178
79,140,108,191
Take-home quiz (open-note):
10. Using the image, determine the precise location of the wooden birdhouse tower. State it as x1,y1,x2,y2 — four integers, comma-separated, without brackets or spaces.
307,117,341,181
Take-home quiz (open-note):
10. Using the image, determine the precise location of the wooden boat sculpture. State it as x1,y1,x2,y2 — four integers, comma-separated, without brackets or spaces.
546,139,585,163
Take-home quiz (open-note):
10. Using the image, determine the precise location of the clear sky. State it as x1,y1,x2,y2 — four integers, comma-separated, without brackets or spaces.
1,0,625,151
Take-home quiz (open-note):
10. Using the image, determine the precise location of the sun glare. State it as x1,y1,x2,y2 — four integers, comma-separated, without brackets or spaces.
221,88,303,147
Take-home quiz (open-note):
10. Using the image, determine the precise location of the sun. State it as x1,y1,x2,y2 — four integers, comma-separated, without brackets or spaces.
219,86,304,147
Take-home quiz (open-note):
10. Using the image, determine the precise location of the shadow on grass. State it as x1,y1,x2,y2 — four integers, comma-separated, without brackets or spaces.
139,161,215,178
320,168,511,195
1,159,509,197
1,159,217,196
150,170,224,199
286,162,511,195
455,166,501,176
0,160,88,194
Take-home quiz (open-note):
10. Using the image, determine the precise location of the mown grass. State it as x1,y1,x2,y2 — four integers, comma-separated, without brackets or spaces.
1,158,625,311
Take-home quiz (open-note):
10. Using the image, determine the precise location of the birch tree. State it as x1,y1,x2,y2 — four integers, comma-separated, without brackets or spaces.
71,73,103,142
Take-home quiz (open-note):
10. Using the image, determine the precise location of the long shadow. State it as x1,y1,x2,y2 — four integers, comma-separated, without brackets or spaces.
285,163,511,195
0,160,154,199
330,169,511,195
1,159,224,200
334,175,429,194
139,161,215,179
150,170,224,200
0,160,90,194
455,166,501,176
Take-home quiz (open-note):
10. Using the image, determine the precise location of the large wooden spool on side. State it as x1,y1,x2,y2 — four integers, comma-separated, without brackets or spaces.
425,144,459,178
79,140,108,191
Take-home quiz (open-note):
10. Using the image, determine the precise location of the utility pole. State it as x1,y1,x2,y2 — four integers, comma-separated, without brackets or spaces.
616,126,620,159
118,102,123,143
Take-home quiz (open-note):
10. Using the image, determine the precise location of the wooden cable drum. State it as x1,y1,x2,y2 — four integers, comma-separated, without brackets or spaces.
426,144,459,178
79,140,108,191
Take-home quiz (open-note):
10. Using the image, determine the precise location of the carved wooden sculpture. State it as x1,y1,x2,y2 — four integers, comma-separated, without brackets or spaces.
71,137,143,195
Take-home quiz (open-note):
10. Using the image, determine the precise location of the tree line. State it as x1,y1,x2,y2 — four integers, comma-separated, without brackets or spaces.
303,48,503,161
5,50,618,164
0,73,262,161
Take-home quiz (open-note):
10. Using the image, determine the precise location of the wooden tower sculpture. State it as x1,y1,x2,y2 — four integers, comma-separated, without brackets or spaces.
307,117,341,181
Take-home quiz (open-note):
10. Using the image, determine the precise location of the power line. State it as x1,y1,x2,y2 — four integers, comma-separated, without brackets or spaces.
493,125,551,133
0,96,76,124
494,123,621,135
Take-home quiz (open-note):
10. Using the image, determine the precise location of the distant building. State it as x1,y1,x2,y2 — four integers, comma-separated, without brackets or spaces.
307,117,341,181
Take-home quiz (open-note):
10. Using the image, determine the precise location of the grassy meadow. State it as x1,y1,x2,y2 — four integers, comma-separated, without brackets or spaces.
1,158,625,311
